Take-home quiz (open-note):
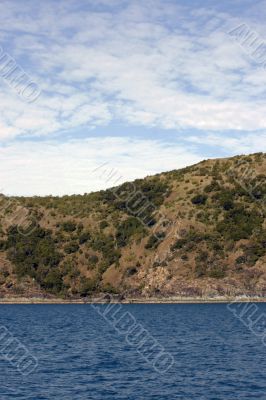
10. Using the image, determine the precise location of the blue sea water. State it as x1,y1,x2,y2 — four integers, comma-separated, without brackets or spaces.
0,304,265,399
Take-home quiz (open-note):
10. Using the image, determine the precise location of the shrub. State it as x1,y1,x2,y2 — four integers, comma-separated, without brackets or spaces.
91,233,120,266
99,220,108,230
88,255,99,265
5,225,63,293
126,267,138,276
213,190,234,210
171,238,187,251
61,221,77,232
111,178,169,223
217,207,263,241
77,223,84,232
204,181,220,193
41,269,64,293
101,283,119,294
238,238,266,266
199,167,209,175
195,263,207,278
145,232,165,249
235,255,246,264
191,194,207,205
64,241,79,254
196,251,208,263
78,231,91,244
116,217,145,247
79,278,97,297
208,268,226,279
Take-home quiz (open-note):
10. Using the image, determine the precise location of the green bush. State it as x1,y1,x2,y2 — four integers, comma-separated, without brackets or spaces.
204,181,220,193
235,255,246,264
191,194,207,205
91,233,120,267
126,267,138,276
5,225,63,293
145,232,165,249
195,251,208,262
194,263,207,278
99,220,108,230
101,283,119,294
208,268,226,279
61,221,77,232
171,238,186,251
79,278,97,297
116,217,145,247
88,255,99,265
217,207,263,241
212,190,234,210
64,241,79,254
110,177,169,225
41,269,64,293
78,231,91,244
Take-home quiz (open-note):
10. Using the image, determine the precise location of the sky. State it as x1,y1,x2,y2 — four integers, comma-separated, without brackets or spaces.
0,0,266,196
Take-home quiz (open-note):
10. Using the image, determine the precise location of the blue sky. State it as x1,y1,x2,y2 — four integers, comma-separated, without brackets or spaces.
0,0,266,195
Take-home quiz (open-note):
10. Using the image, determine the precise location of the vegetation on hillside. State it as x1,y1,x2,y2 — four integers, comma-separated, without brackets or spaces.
0,153,265,298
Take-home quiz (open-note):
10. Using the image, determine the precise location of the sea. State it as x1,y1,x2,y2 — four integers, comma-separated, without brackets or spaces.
0,303,265,399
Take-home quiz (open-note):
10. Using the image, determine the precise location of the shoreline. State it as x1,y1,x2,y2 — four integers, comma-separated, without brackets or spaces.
0,296,266,304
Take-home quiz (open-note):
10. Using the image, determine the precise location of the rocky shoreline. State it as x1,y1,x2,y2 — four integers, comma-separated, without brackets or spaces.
0,296,266,304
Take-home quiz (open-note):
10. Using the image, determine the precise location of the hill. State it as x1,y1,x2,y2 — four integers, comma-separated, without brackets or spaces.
0,152,266,300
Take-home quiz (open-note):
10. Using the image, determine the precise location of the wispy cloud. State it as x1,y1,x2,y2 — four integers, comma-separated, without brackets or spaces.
0,137,202,196
185,131,266,154
0,0,265,142
0,0,265,194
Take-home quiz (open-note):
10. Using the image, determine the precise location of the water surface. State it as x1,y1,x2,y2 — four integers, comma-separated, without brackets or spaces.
0,304,265,399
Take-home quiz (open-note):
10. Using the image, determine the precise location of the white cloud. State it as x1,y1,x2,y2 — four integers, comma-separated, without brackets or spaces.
0,0,265,142
0,137,202,196
185,131,266,154
0,0,265,196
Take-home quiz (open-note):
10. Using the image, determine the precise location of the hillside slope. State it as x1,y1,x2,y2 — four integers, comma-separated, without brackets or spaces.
0,152,266,300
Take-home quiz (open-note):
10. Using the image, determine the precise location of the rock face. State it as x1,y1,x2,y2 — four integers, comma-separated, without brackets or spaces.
0,152,266,299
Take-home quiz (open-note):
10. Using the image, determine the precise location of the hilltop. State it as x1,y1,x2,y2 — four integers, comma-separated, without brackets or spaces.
0,152,265,300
